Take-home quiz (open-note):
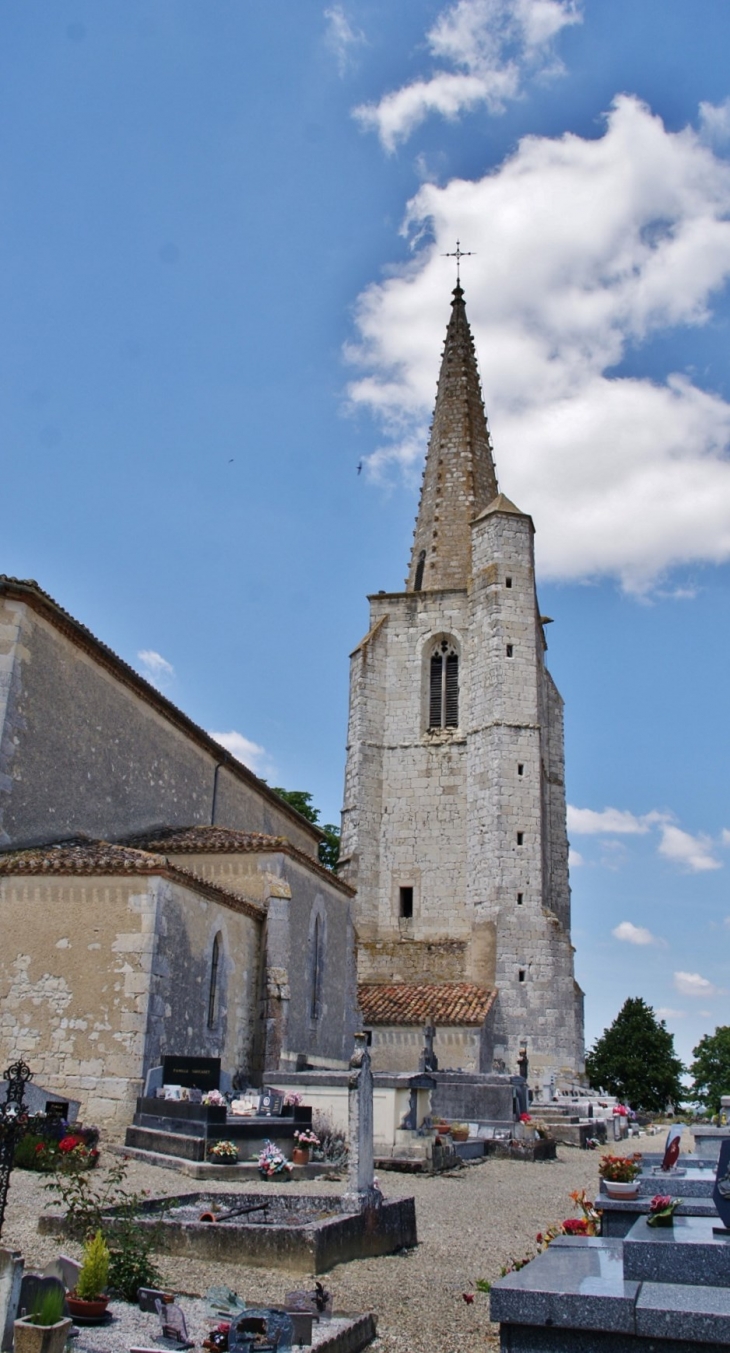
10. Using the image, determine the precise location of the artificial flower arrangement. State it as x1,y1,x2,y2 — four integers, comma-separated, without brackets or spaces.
598,1153,642,1182
258,1139,293,1178
207,1140,238,1163
647,1194,679,1228
519,1112,532,1123
294,1130,320,1148
203,1090,227,1107
284,1092,302,1107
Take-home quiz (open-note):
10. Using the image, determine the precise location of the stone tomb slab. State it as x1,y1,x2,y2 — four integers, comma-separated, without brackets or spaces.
600,1167,716,1200
622,1215,730,1287
39,1191,417,1275
598,1195,717,1239
636,1281,730,1346
489,1237,640,1335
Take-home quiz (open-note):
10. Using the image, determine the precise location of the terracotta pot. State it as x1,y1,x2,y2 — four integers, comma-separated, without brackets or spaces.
66,1294,109,1320
292,1147,309,1165
451,1128,469,1143
14,1316,73,1353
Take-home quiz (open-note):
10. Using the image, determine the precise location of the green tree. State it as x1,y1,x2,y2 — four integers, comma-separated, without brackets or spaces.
689,1026,730,1115
270,787,340,871
585,997,685,1112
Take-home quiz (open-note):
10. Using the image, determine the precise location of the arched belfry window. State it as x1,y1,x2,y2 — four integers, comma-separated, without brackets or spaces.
414,550,426,591
208,932,221,1029
429,639,459,729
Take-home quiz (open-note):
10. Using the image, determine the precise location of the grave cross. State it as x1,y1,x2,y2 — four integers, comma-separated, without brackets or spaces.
0,1060,32,1238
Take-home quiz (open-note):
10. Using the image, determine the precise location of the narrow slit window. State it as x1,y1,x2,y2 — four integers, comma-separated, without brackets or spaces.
506,644,514,657
399,886,414,919
310,914,323,1020
505,577,513,588
518,764,524,776
517,832,524,845
429,641,459,728
414,550,426,591
207,932,221,1029
518,969,526,983
517,893,524,905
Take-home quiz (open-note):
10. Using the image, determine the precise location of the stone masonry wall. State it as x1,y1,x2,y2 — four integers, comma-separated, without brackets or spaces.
0,598,317,855
0,875,156,1130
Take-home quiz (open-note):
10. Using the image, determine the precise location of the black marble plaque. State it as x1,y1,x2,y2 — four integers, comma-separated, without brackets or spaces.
161,1056,220,1092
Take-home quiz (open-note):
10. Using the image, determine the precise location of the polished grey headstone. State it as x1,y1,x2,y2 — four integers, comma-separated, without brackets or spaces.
490,1239,640,1335
636,1280,730,1344
623,1215,730,1286
598,1195,717,1238
600,1167,715,1199
500,1326,730,1351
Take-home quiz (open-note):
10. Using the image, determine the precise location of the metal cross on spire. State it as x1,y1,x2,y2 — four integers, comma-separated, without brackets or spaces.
442,239,475,284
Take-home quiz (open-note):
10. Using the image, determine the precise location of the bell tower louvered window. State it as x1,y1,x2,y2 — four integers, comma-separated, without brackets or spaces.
208,932,221,1029
429,640,459,729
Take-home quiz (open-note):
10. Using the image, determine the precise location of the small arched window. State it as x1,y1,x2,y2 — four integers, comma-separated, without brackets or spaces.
414,549,426,591
310,914,323,1020
429,640,459,729
207,932,221,1029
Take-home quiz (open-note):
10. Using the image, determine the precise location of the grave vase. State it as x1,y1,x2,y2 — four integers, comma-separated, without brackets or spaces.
292,1147,309,1166
14,1316,73,1353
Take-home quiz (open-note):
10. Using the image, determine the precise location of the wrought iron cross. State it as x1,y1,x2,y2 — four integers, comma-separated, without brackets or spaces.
0,1059,32,1238
442,239,475,284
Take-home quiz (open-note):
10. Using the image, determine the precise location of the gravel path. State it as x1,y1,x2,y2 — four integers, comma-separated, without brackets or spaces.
2,1131,692,1353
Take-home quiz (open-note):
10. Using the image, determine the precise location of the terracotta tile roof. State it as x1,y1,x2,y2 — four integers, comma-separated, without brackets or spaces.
0,576,321,845
122,825,356,898
358,982,496,1027
126,826,287,853
0,839,264,920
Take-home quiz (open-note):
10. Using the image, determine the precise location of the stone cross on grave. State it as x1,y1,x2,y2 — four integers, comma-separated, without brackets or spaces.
419,1023,438,1073
342,1033,382,1213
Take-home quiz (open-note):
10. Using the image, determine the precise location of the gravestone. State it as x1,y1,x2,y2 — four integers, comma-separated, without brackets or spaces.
155,1298,194,1347
342,1033,382,1213
258,1089,284,1117
0,1082,78,1124
16,1275,65,1321
0,1250,23,1352
42,1256,80,1292
161,1057,220,1093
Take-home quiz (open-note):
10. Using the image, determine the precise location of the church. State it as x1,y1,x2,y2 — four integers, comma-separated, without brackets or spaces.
341,281,584,1087
0,282,584,1130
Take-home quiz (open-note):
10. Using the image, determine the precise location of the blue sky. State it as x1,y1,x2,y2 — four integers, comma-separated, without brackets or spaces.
2,0,729,1070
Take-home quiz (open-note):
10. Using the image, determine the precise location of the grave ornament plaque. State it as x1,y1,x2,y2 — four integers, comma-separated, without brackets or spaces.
660,1123,683,1172
713,1137,730,1232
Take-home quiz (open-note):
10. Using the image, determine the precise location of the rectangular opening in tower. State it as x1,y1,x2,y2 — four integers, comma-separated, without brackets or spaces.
399,886,414,919
445,653,458,726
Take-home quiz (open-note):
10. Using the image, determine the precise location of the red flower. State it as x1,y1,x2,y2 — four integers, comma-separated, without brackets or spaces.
562,1218,590,1235
519,1113,532,1122
650,1195,672,1212
462,1293,474,1305
58,1135,83,1153
34,1143,45,1154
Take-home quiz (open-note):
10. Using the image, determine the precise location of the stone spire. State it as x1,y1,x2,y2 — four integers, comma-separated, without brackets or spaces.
407,284,498,592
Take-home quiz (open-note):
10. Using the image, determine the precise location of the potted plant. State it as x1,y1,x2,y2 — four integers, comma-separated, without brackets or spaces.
67,1230,110,1320
599,1153,643,1199
207,1140,239,1165
258,1139,293,1179
14,1286,72,1353
291,1129,319,1165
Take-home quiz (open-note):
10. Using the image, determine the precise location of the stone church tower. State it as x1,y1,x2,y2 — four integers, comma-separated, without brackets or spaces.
338,282,584,1086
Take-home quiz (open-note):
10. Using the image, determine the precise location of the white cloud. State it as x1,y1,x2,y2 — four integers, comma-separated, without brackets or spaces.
674,971,718,998
348,96,730,592
658,824,721,873
208,730,274,778
568,846,584,867
324,5,366,76
137,650,175,689
612,920,662,946
722,829,730,847
656,1007,687,1020
354,0,581,152
699,98,730,146
568,806,655,836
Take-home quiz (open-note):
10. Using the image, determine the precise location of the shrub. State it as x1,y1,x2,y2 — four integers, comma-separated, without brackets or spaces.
76,1231,110,1300
311,1112,348,1166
